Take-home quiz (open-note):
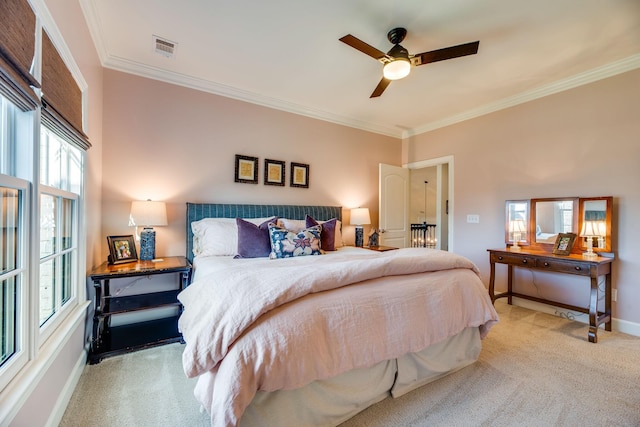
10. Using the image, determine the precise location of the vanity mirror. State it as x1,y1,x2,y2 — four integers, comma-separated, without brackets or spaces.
578,196,612,253
530,197,579,249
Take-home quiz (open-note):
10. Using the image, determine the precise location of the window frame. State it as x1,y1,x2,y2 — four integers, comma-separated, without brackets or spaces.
37,185,79,344
0,175,30,392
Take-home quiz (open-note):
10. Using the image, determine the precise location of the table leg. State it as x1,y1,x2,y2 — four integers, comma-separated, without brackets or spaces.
605,272,612,332
588,275,599,343
489,261,496,304
507,265,513,305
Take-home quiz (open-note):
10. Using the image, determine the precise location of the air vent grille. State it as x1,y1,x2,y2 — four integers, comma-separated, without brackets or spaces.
153,35,176,58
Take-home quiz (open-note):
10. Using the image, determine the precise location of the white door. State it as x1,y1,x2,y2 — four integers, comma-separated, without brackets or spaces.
379,163,410,247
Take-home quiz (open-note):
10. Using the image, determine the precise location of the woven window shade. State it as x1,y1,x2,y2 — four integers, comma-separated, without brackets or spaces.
41,30,90,150
0,0,40,109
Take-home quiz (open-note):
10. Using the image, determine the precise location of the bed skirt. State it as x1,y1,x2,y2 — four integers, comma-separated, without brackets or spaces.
240,326,481,427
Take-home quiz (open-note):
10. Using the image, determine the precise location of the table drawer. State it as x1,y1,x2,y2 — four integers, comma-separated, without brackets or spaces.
491,252,536,267
537,259,591,276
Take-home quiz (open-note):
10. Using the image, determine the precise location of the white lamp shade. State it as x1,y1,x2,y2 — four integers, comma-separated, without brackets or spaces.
130,200,167,227
350,208,371,226
509,219,526,233
580,220,604,237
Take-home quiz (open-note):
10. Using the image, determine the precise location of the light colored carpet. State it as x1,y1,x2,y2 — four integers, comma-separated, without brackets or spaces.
60,301,640,426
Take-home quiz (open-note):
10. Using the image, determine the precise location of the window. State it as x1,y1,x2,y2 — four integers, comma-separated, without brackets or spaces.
0,1,89,404
0,94,30,392
1,187,20,365
38,127,81,335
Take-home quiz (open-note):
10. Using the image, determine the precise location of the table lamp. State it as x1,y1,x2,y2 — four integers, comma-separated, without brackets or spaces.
130,200,167,260
350,208,371,247
509,218,526,252
579,220,600,259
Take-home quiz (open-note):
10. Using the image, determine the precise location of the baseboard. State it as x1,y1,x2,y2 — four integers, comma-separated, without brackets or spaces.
44,347,88,427
512,298,640,337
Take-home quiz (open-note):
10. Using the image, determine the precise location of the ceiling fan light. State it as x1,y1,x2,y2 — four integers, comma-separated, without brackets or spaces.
383,59,410,80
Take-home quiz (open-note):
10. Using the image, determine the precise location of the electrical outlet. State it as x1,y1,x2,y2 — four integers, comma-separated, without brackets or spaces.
467,214,480,223
612,288,617,302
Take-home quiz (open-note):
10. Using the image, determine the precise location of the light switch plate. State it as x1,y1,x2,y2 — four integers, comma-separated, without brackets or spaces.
467,214,480,223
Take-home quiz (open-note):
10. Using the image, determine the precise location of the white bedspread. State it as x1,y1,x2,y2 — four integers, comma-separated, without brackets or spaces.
178,248,498,427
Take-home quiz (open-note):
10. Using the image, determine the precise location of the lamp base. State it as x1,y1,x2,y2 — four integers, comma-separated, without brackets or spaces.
582,251,598,259
139,227,156,260
355,227,364,247
509,244,521,252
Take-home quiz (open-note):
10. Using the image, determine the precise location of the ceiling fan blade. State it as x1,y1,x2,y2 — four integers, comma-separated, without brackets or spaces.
339,34,387,61
370,78,391,98
415,41,480,66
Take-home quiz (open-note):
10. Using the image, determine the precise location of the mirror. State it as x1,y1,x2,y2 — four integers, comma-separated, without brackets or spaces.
531,198,579,247
578,196,612,253
505,200,529,247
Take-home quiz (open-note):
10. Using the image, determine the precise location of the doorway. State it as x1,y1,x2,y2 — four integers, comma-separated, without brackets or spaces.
380,156,453,251
406,156,453,251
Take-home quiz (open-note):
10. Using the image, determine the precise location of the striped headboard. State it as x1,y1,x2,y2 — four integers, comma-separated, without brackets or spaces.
186,203,342,263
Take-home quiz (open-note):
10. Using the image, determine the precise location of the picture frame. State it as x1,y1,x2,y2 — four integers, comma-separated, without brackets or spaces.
290,162,309,188
234,154,259,184
552,232,577,255
264,159,285,186
107,235,138,264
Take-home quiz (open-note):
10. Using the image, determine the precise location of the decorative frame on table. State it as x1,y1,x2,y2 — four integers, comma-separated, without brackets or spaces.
264,159,285,186
552,232,577,256
234,154,259,184
107,235,138,264
290,162,309,188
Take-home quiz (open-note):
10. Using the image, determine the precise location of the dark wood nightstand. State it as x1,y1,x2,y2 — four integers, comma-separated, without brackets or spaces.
364,245,399,252
88,256,192,364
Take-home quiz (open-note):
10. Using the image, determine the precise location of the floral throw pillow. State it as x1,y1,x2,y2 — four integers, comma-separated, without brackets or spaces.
268,223,322,259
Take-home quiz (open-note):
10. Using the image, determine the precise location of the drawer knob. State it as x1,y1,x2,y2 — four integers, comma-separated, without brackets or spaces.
544,262,550,267
498,256,503,260
522,259,527,264
575,266,582,271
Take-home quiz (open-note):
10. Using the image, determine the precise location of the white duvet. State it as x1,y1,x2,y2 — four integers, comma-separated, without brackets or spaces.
178,247,499,427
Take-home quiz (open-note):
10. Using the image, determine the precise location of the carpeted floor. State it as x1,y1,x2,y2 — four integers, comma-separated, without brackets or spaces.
60,301,640,426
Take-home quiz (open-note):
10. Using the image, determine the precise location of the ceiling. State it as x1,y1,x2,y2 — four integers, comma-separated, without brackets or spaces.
79,0,640,138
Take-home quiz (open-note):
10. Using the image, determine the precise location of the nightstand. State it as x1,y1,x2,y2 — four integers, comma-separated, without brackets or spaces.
364,245,399,252
88,256,192,364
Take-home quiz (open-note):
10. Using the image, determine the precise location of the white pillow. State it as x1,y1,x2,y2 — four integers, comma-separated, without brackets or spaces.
192,217,280,257
280,218,306,232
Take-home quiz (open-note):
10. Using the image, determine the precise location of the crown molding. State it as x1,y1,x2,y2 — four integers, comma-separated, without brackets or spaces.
78,0,110,65
406,54,640,139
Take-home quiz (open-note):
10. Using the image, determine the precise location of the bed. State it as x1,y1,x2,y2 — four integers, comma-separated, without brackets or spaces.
179,203,499,427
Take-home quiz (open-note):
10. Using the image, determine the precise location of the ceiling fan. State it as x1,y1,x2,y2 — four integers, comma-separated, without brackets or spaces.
339,27,479,98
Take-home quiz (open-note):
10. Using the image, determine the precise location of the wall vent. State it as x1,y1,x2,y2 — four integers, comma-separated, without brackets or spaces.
153,35,177,58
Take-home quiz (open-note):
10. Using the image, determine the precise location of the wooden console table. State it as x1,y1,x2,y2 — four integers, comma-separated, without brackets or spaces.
488,248,613,343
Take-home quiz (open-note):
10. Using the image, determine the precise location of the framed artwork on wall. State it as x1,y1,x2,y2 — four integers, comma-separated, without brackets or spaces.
107,235,138,264
290,162,309,188
235,154,259,184
264,159,285,186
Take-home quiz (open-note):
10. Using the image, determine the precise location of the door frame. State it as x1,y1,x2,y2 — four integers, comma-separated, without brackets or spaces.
405,155,454,252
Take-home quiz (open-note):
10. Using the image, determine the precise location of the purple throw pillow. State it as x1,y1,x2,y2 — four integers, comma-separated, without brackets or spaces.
306,215,337,251
235,217,278,258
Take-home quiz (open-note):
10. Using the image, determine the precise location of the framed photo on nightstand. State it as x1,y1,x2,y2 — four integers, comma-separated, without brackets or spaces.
552,233,577,255
107,235,138,264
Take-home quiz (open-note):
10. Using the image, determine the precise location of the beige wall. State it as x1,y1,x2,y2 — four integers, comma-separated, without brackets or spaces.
101,69,400,259
404,68,640,326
